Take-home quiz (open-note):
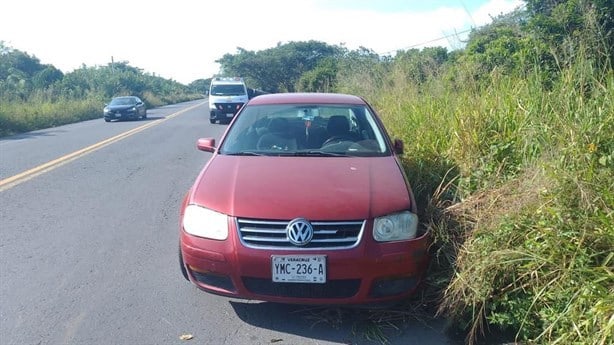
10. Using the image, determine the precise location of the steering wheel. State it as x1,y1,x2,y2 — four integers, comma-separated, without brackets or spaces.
322,135,352,147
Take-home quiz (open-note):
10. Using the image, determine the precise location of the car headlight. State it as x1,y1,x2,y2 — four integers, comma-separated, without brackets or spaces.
130,106,136,111
373,211,418,242
103,108,109,114
182,205,228,240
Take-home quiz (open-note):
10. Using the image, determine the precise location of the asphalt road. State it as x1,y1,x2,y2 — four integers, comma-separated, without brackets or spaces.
0,100,456,345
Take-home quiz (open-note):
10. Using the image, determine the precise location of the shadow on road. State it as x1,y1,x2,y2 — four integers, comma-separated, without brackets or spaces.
229,300,457,345
0,129,67,141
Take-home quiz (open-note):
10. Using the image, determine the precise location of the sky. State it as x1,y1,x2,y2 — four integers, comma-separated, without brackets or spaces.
1,0,523,85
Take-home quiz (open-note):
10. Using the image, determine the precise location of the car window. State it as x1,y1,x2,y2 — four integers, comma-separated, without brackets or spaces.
110,97,136,106
210,84,246,96
219,104,389,156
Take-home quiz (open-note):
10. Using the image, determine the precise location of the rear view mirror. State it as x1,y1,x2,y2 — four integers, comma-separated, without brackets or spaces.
393,139,404,155
197,138,216,153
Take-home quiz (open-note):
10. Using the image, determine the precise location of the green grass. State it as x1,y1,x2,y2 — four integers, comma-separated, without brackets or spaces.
338,47,613,344
0,92,203,137
0,96,103,137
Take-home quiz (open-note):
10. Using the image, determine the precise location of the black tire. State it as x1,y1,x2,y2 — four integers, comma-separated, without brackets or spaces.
142,111,147,119
179,245,189,281
210,118,215,124
104,118,110,122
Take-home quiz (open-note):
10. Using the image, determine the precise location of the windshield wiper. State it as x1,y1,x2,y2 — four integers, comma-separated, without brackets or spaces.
225,150,349,157
225,151,266,156
291,150,349,157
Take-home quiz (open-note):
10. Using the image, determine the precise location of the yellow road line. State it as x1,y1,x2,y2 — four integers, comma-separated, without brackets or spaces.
0,102,205,192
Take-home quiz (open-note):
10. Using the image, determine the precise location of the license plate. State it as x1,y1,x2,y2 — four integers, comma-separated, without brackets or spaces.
271,255,326,283
226,113,234,117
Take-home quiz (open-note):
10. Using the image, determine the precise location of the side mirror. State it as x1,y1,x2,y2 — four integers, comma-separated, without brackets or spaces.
197,138,216,153
393,139,404,155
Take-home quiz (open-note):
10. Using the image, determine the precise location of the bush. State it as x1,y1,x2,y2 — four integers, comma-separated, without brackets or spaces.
335,34,613,344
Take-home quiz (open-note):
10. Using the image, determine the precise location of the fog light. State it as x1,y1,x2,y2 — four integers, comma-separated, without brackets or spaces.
369,277,418,298
190,269,235,292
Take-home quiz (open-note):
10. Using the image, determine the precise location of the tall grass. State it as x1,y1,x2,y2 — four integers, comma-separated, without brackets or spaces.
338,43,613,344
0,91,204,137
0,93,104,137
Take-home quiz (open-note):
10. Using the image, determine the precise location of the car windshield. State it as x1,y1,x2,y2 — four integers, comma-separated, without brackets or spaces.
109,97,137,106
210,84,246,96
219,104,390,157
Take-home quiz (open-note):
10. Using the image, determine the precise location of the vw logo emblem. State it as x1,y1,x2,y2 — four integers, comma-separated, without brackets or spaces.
286,218,314,246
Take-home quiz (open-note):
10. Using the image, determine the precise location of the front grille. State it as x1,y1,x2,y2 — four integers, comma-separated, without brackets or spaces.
108,109,134,116
242,277,360,298
237,219,364,250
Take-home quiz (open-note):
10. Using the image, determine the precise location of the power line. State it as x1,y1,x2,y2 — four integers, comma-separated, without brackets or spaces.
380,28,473,56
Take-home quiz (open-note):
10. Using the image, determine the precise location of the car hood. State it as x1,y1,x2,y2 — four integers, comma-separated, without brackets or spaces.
189,155,412,220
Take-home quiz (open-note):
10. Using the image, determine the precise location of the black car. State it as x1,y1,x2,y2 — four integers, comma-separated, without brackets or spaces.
103,96,147,122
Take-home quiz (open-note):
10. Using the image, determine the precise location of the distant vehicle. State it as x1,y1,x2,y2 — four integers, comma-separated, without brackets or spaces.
103,96,147,122
179,92,431,306
208,77,249,124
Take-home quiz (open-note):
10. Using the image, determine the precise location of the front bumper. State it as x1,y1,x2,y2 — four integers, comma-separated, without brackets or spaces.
104,110,138,120
180,219,430,305
210,103,244,120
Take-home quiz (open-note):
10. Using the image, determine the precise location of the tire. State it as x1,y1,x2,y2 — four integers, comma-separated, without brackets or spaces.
179,245,189,281
104,118,110,122
210,118,215,124
142,111,147,119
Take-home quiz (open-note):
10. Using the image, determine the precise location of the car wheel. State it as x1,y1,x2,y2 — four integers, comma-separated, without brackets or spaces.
142,111,147,119
104,118,110,122
179,245,189,281
210,118,215,124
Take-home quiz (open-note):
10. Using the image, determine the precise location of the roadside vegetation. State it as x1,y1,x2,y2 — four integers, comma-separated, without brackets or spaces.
1,0,611,343
0,48,204,136
352,6,612,345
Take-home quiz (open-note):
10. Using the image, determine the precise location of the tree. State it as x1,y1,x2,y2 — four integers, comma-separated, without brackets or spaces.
188,78,212,94
32,66,63,89
524,0,613,66
0,43,47,81
216,41,344,92
463,8,530,74
296,57,338,92
395,47,449,83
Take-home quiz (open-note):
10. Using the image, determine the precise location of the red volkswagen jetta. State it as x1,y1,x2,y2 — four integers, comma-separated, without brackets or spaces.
179,93,430,305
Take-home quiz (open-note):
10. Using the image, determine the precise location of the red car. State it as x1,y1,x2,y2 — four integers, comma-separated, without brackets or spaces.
179,93,430,305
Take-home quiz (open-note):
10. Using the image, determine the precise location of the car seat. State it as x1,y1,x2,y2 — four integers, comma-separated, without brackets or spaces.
256,118,297,151
323,115,354,146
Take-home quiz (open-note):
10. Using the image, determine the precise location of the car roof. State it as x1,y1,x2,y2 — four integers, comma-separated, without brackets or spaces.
211,77,245,85
247,93,367,105
211,81,245,85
